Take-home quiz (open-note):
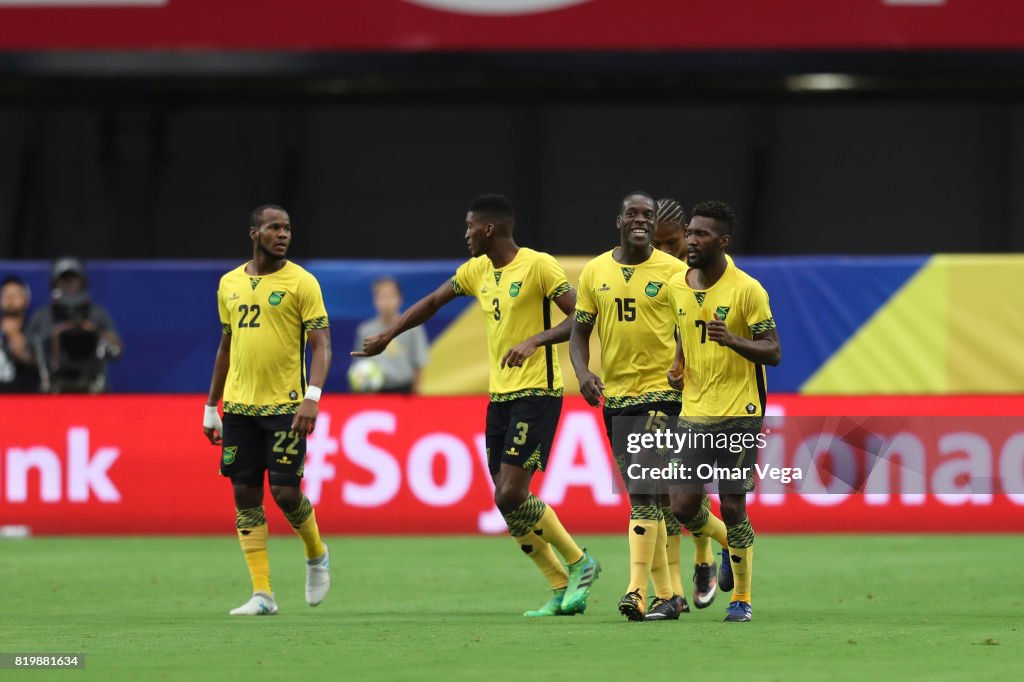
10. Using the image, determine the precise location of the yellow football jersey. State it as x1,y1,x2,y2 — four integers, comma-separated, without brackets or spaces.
575,248,685,407
668,255,775,418
217,261,329,416
452,248,570,400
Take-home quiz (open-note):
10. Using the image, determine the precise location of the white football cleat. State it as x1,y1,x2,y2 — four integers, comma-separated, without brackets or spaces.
229,591,278,616
305,545,330,606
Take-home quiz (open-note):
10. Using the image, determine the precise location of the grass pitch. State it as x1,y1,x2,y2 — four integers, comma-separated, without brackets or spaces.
3,535,1020,681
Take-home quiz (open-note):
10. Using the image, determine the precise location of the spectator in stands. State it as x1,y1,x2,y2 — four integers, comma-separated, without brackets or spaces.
0,276,40,393
351,276,429,394
25,257,124,393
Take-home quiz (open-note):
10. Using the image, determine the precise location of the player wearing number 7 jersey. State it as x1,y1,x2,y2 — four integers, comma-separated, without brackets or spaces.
355,194,600,617
203,205,333,616
570,191,730,622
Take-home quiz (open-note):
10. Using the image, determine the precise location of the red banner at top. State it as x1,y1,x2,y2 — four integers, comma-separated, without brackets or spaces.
0,0,1022,51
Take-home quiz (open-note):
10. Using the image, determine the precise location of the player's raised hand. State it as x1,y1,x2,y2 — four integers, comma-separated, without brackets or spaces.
577,370,605,407
501,338,539,368
203,404,223,445
291,399,318,437
707,312,733,346
352,332,390,358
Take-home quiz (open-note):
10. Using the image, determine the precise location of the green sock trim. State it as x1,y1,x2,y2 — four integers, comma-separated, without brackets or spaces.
236,506,266,529
503,494,548,537
682,503,710,535
283,496,313,528
629,504,661,521
726,518,755,549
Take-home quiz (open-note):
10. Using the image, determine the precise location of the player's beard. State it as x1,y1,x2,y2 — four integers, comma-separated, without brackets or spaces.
258,241,287,261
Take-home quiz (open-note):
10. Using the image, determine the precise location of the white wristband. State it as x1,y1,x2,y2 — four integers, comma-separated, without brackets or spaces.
304,386,322,403
203,404,222,430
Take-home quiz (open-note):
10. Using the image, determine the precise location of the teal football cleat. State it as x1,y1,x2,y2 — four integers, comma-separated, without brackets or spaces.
524,588,585,617
561,550,600,612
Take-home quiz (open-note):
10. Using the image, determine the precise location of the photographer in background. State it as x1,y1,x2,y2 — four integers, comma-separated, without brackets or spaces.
0,276,39,393
25,257,123,393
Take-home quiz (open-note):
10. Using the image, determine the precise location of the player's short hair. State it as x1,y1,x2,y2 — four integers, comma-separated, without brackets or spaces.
372,276,401,296
620,191,655,215
467,194,515,234
655,198,687,227
249,204,287,229
691,200,737,236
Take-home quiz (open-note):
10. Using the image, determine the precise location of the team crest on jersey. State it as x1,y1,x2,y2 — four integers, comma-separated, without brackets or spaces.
222,446,237,465
509,281,522,297
715,305,731,320
268,291,287,306
645,281,663,297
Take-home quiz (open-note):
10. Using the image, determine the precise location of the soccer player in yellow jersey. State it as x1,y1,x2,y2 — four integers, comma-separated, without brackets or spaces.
355,194,600,617
202,205,333,616
654,198,733,610
666,200,780,623
570,191,703,621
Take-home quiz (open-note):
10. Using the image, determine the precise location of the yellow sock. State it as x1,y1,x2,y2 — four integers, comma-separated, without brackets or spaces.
532,505,584,566
662,506,684,597
705,512,729,551
628,506,660,601
666,533,684,597
236,506,271,594
649,516,673,599
283,495,326,560
513,532,568,590
726,518,755,604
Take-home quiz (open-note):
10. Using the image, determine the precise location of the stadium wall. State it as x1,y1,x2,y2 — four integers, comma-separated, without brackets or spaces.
1,395,1022,536
2,255,1022,395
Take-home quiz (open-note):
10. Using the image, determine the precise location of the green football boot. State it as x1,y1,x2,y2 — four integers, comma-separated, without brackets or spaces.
561,549,601,612
524,588,585,617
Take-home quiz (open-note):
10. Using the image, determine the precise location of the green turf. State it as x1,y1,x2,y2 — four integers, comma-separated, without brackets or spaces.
2,535,1021,681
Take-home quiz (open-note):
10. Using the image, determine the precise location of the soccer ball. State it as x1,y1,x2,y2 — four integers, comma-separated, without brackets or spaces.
348,359,384,393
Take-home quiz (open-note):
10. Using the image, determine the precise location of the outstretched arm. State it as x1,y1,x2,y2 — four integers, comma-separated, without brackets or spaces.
501,288,576,368
353,280,458,358
569,317,604,407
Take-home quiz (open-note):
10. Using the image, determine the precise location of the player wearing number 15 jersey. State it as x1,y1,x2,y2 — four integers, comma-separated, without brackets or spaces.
570,192,728,621
355,194,599,617
202,205,333,617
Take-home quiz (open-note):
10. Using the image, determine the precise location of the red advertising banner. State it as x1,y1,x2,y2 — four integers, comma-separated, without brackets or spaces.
1,1,1024,51
1,394,1022,535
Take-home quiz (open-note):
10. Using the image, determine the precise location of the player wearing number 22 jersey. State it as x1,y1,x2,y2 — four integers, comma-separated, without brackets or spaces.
203,204,333,618
354,194,600,617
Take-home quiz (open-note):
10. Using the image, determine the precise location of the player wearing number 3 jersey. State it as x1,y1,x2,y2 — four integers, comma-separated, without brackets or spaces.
354,194,599,617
